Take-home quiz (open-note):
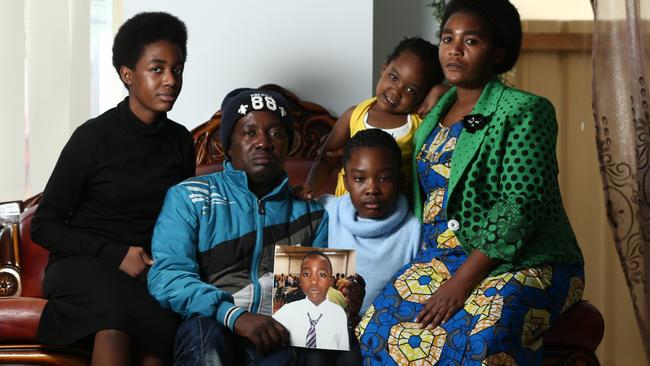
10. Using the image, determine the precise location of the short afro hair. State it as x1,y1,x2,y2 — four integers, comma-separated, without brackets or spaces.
112,12,187,78
301,250,333,274
343,129,402,174
441,0,522,74
385,37,444,91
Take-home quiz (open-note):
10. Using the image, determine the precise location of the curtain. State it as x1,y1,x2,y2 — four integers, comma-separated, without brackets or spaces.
592,0,650,361
0,2,27,201
0,0,90,202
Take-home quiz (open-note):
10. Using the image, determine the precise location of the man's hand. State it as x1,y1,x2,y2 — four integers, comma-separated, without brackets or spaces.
415,277,469,329
118,246,153,278
234,312,289,354
341,274,366,328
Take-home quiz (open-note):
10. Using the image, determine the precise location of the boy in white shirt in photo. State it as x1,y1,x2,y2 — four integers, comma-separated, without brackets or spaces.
273,251,349,351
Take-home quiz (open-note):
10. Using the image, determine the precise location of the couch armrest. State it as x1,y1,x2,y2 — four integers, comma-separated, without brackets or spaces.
0,222,21,297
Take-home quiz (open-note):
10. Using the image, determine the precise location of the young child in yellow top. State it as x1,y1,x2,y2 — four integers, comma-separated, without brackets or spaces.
295,37,444,200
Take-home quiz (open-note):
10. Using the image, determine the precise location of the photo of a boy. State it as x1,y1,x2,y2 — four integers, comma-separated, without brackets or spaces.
272,250,349,351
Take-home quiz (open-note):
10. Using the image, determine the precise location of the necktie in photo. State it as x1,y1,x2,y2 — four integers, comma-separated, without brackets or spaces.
306,312,323,348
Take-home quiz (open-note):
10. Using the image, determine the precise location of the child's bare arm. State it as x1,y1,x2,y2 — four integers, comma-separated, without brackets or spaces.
294,107,354,199
416,84,450,118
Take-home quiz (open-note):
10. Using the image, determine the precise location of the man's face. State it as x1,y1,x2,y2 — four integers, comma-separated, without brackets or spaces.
227,111,289,190
299,254,332,306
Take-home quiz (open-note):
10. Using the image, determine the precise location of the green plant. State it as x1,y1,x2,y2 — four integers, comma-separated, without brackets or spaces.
426,0,450,23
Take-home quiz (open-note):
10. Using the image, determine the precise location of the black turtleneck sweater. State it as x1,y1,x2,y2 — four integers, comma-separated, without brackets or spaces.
31,98,195,266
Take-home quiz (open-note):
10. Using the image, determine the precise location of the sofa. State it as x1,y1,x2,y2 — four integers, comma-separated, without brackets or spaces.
0,85,603,365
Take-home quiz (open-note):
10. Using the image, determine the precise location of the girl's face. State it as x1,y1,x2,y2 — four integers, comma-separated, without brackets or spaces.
120,40,184,124
374,51,430,114
343,147,400,219
439,11,504,89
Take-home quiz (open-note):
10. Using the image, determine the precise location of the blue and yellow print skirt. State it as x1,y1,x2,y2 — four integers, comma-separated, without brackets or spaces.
355,247,584,365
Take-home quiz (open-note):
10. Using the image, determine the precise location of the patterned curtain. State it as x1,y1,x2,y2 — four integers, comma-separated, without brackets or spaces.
592,0,650,361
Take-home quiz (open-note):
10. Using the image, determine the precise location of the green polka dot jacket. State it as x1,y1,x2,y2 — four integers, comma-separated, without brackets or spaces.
413,78,584,276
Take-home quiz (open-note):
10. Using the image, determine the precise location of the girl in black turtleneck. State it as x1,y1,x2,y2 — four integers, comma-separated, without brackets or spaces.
31,12,195,365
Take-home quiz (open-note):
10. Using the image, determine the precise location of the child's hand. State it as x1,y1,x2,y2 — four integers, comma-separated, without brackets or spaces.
342,274,366,328
292,184,315,200
415,276,469,329
416,84,451,118
323,148,344,159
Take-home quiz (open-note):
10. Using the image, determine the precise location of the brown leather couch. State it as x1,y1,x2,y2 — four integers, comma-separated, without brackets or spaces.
0,200,90,365
0,85,603,365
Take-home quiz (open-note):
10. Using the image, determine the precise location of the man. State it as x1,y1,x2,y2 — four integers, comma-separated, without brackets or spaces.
148,88,328,365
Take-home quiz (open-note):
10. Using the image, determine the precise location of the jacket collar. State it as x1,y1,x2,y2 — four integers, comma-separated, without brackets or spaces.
222,160,290,200
413,77,507,219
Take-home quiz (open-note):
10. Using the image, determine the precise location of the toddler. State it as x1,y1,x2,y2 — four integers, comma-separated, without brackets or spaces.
296,37,443,200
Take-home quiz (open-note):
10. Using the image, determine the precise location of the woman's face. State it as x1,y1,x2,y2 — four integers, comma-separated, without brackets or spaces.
438,11,504,89
120,40,184,124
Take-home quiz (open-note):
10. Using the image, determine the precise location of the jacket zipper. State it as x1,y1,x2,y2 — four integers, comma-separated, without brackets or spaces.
250,199,265,312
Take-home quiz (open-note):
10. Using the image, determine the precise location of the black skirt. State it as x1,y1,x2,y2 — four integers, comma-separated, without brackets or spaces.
36,255,179,362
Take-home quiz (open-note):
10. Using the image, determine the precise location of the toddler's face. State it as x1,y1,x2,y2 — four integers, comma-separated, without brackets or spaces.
375,51,430,114
344,147,400,219
299,255,332,306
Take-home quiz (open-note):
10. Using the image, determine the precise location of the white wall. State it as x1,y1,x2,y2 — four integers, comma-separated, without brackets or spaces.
373,0,437,88
122,0,374,129
0,1,90,202
118,0,592,128
2,0,592,202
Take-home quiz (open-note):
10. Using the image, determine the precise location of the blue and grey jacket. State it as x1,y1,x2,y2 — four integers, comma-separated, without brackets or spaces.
148,161,328,330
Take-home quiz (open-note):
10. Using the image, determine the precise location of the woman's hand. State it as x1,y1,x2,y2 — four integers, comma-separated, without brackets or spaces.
415,277,469,329
416,84,451,118
416,250,500,329
118,246,154,278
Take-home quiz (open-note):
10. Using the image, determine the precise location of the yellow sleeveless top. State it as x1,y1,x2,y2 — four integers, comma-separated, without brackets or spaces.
334,97,422,198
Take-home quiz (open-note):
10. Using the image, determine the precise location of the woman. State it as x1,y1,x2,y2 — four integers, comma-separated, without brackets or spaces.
30,12,195,365
356,0,584,364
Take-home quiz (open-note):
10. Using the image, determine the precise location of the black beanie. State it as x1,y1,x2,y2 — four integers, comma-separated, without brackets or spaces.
220,88,294,157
